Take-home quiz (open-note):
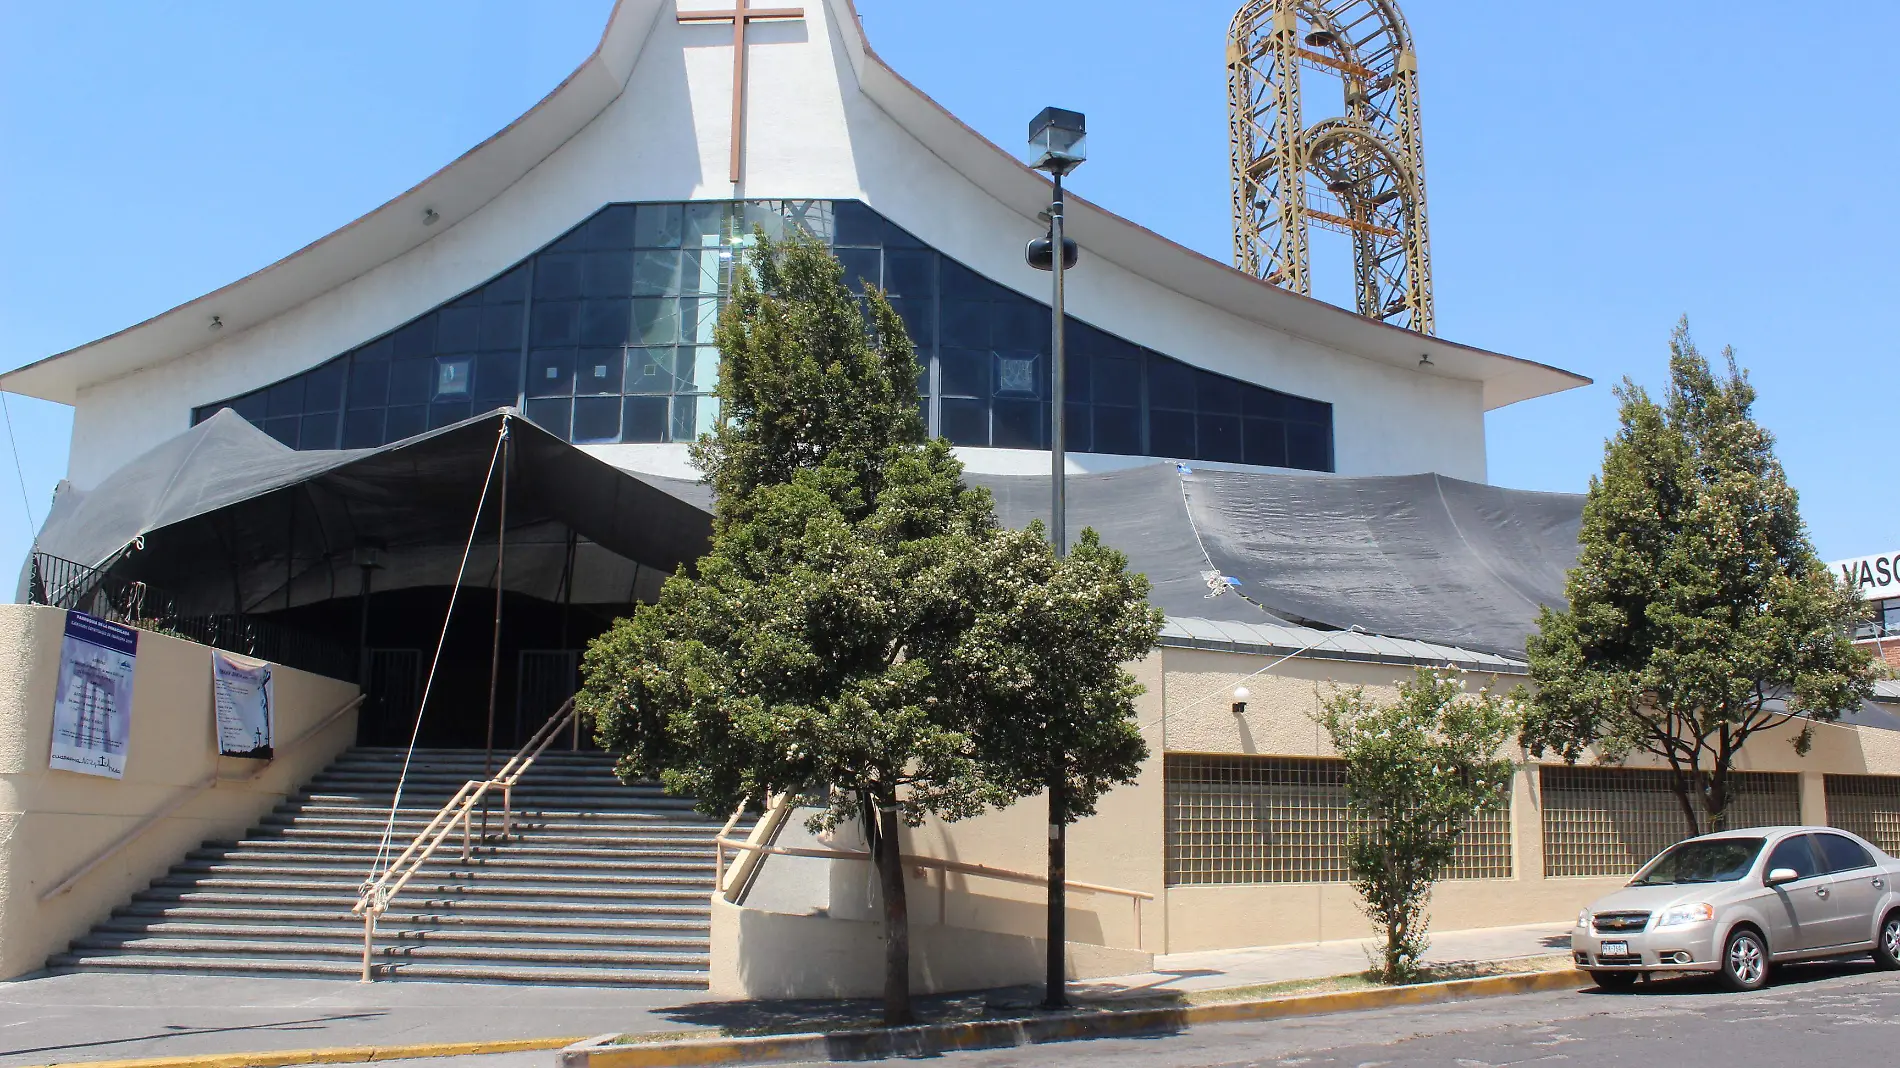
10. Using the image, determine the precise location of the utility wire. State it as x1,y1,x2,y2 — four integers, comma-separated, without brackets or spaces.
368,418,509,880
1,392,37,537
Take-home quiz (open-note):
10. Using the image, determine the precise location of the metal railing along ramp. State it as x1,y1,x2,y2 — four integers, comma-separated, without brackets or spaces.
49,741,743,985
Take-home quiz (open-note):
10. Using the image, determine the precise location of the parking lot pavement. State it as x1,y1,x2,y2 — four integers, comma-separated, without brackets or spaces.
0,971,701,1067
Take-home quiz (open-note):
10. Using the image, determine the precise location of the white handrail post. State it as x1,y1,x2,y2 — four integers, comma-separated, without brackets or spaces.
501,781,512,838
361,909,375,982
461,805,472,862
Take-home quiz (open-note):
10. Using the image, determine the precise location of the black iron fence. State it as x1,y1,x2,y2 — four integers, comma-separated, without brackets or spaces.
26,551,356,680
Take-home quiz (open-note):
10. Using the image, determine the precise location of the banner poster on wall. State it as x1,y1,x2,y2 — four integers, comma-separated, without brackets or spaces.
212,650,274,759
49,611,139,779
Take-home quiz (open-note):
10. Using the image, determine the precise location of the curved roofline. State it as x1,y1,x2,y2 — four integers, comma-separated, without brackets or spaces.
2,0,1588,412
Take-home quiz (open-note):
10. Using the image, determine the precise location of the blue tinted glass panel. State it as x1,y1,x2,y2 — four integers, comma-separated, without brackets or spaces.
527,349,574,398
389,360,432,405
196,199,1330,466
620,396,668,442
940,397,989,446
1199,412,1244,462
634,204,683,248
348,360,389,409
1149,408,1195,458
1094,406,1141,455
1244,418,1287,467
572,396,620,442
1287,421,1330,471
385,405,426,442
303,361,346,412
525,398,572,439
480,304,523,350
342,409,384,449
300,412,339,449
437,306,480,353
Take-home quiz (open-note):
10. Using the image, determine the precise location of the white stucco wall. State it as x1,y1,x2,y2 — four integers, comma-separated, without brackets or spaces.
62,0,1486,489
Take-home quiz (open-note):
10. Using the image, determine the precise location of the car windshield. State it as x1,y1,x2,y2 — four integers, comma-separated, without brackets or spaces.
1630,838,1766,885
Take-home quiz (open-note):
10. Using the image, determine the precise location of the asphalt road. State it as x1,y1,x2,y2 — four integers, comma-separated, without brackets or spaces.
784,962,1898,1068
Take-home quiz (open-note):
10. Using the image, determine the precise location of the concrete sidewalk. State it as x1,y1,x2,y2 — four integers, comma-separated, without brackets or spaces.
0,924,1574,1067
1085,921,1575,997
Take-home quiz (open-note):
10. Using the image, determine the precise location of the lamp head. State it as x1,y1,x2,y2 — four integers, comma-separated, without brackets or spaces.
1028,106,1087,175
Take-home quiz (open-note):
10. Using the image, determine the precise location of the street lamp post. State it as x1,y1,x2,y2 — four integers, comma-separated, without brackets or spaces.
1026,104,1086,1011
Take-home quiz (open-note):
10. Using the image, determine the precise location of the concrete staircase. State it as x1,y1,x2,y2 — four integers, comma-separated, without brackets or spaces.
50,747,742,985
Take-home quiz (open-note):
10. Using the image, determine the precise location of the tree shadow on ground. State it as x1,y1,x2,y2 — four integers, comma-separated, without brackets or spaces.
650,983,1191,1037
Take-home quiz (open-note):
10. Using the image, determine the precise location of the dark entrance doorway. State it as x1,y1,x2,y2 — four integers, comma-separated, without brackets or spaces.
261,585,623,749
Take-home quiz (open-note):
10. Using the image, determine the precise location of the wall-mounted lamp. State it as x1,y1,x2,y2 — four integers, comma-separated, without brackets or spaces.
423,208,441,226
1418,353,1433,368
1231,685,1250,716
208,315,223,331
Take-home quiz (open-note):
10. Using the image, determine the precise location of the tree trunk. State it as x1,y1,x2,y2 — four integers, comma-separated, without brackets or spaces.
1043,776,1068,1009
1665,762,1704,838
872,797,913,1027
1706,766,1730,833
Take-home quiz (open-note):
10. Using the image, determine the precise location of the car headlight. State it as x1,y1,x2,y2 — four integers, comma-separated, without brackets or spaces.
1577,908,1591,929
1654,903,1714,928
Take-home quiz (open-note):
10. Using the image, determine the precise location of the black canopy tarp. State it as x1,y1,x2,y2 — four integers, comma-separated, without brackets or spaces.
26,410,712,614
638,461,1585,656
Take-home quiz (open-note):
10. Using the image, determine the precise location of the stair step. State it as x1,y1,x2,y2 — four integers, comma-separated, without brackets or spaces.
47,953,705,987
69,934,707,968
113,904,709,932
57,745,728,987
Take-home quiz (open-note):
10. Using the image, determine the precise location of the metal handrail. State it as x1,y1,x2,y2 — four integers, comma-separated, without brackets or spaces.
714,836,1155,901
352,696,578,981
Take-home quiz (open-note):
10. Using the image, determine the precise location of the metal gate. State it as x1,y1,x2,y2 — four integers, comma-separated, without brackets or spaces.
516,649,582,749
362,648,422,746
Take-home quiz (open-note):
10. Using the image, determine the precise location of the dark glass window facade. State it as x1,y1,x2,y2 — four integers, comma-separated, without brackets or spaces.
195,200,1333,471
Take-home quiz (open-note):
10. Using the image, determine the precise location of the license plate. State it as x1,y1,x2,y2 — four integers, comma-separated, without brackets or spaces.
1600,941,1629,956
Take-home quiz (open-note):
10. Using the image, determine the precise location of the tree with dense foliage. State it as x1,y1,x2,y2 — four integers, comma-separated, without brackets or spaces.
1318,669,1519,983
1521,321,1872,835
580,229,1158,1024
949,524,1161,1006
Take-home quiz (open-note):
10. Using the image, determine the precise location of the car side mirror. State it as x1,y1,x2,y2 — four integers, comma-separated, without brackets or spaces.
1765,867,1799,886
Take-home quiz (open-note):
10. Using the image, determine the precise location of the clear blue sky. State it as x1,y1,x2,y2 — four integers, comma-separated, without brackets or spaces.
2,1,1892,578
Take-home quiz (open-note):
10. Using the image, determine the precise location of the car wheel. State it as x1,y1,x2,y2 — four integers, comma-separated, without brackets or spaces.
1717,927,1770,992
1877,911,1900,972
1589,970,1638,991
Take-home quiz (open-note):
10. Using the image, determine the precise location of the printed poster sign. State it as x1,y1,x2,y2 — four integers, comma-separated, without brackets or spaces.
212,650,274,759
50,612,139,779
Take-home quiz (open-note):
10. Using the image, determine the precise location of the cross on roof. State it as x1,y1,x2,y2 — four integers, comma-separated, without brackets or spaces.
677,0,807,185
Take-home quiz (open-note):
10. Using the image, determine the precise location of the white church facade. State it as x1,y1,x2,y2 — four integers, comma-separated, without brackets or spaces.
3,0,1585,492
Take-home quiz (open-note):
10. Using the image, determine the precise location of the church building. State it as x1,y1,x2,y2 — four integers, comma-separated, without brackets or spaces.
4,1,1895,995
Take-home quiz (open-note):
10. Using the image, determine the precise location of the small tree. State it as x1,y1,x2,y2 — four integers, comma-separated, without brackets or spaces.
1522,321,1872,835
949,525,1162,1007
582,231,996,1025
1318,669,1518,983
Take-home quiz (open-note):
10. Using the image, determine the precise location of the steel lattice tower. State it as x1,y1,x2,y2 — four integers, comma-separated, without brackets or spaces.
1228,0,1433,334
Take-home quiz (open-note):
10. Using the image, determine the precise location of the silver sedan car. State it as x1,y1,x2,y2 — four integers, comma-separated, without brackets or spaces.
1572,826,1900,991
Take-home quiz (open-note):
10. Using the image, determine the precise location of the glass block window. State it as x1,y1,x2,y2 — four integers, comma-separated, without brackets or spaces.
1164,755,1512,886
1825,774,1900,855
193,200,1335,470
1539,767,1802,878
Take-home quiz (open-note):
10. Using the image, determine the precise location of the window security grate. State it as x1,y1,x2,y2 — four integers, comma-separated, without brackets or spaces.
1825,774,1900,855
1539,766,1801,878
1164,755,1512,886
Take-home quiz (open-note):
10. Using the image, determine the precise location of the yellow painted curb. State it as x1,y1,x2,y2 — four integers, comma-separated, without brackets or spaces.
28,968,1593,1068
562,966,1595,1067
20,1034,585,1068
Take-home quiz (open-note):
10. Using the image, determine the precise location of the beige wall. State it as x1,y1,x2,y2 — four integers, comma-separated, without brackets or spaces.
712,640,1900,991
708,898,1148,1000
0,604,359,979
